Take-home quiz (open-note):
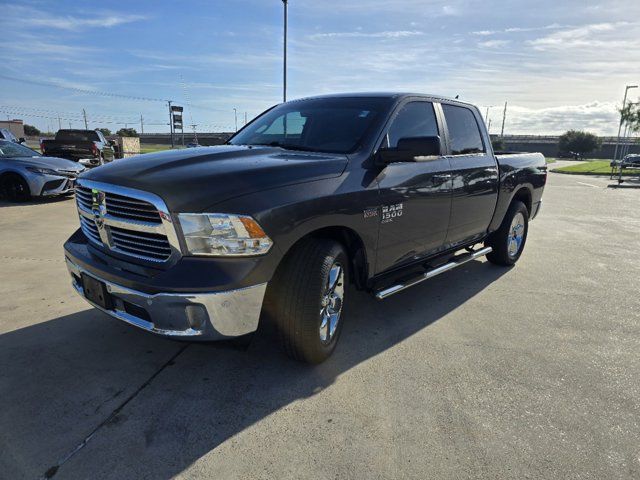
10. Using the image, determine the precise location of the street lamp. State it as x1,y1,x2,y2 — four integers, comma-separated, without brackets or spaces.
282,0,288,103
614,84,638,161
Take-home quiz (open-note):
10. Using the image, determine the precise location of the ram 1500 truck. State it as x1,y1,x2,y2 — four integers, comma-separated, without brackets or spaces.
41,129,115,167
64,93,546,363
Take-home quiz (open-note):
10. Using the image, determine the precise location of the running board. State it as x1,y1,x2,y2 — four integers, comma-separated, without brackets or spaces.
375,246,493,300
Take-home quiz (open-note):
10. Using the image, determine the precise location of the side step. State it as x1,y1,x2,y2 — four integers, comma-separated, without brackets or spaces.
375,246,493,300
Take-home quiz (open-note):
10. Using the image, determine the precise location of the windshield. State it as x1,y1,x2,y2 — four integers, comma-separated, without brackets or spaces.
55,130,100,142
229,97,390,154
0,141,41,158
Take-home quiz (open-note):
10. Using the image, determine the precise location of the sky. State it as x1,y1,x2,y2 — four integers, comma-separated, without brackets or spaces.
1,0,639,135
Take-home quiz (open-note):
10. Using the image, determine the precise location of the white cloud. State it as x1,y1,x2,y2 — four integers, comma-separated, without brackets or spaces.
529,22,637,50
505,102,619,135
26,14,147,30
308,30,424,40
478,39,510,48
473,24,564,36
5,5,147,31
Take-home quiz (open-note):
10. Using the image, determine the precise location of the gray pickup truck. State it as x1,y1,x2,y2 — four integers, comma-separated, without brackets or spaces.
64,93,546,363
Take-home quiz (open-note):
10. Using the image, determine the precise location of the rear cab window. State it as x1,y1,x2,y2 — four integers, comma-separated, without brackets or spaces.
55,130,100,142
442,104,485,155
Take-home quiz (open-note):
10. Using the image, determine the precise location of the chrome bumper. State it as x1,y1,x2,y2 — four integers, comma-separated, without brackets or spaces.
66,258,267,340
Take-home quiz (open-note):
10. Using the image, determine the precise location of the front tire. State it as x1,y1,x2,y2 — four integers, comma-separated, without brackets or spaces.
268,239,348,364
486,200,529,266
1,174,31,202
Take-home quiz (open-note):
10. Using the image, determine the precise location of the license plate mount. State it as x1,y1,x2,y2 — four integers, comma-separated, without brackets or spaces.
81,274,113,310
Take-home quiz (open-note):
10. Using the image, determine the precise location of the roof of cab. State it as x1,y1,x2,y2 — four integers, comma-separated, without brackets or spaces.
294,92,475,107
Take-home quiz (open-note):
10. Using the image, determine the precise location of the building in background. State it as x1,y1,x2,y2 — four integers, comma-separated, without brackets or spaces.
0,119,25,138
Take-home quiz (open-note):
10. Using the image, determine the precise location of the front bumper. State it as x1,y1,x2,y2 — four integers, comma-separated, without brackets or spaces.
25,172,76,197
66,257,267,340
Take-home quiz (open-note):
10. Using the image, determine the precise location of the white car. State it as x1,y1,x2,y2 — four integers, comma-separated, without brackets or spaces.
0,140,85,202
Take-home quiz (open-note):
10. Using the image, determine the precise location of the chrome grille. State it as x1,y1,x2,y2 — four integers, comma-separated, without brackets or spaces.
75,181,179,263
76,186,161,223
110,226,172,260
79,215,101,244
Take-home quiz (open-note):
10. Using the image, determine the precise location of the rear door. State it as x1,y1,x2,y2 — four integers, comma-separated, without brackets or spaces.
441,103,499,247
374,100,453,274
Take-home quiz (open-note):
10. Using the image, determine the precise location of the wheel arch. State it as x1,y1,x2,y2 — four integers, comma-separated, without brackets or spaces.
0,170,31,196
511,186,532,215
277,225,370,290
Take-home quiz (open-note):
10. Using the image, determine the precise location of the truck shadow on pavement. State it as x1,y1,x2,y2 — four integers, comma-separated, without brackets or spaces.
0,261,508,479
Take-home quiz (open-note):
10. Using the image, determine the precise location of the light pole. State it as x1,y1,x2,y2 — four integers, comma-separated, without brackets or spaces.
233,108,238,132
282,0,288,103
500,101,508,138
614,85,638,161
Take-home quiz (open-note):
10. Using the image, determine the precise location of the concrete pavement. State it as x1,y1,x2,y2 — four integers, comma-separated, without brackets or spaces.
0,171,638,479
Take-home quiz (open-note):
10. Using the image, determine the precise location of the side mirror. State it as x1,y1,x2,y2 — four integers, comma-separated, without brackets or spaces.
18,137,26,144
378,136,441,164
108,140,117,146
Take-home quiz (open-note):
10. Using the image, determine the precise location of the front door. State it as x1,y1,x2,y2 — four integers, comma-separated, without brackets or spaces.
374,100,453,274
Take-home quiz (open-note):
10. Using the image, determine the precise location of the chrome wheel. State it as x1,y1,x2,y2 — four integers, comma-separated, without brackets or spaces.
319,262,344,344
507,212,525,257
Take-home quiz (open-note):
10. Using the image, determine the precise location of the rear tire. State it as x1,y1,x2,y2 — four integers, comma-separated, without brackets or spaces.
486,200,529,266
1,174,31,202
267,238,348,364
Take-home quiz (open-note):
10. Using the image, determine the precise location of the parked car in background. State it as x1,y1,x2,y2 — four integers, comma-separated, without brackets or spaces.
558,151,582,160
64,93,546,363
0,140,84,202
0,128,25,144
41,129,115,167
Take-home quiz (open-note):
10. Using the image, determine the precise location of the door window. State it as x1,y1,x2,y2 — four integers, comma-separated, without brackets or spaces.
442,104,485,155
386,102,438,148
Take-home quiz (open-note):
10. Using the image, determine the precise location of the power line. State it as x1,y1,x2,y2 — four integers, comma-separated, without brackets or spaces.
0,105,140,122
0,74,166,102
1,74,233,113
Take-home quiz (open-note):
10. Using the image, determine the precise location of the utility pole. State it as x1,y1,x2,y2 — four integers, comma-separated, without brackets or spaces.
57,114,62,130
191,124,198,145
282,0,288,102
167,100,174,148
614,85,638,161
82,109,88,129
140,114,144,135
233,108,238,132
244,112,248,125
500,101,508,138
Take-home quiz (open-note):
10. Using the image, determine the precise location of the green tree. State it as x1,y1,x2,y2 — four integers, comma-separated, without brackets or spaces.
24,124,41,136
116,128,138,137
97,128,112,136
491,138,505,152
558,130,601,158
620,101,640,133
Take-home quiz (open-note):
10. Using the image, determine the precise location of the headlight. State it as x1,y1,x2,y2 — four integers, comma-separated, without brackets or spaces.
26,166,59,175
178,213,273,256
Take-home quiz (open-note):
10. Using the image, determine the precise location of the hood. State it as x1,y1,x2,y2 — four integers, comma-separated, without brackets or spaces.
11,155,85,171
81,145,348,212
